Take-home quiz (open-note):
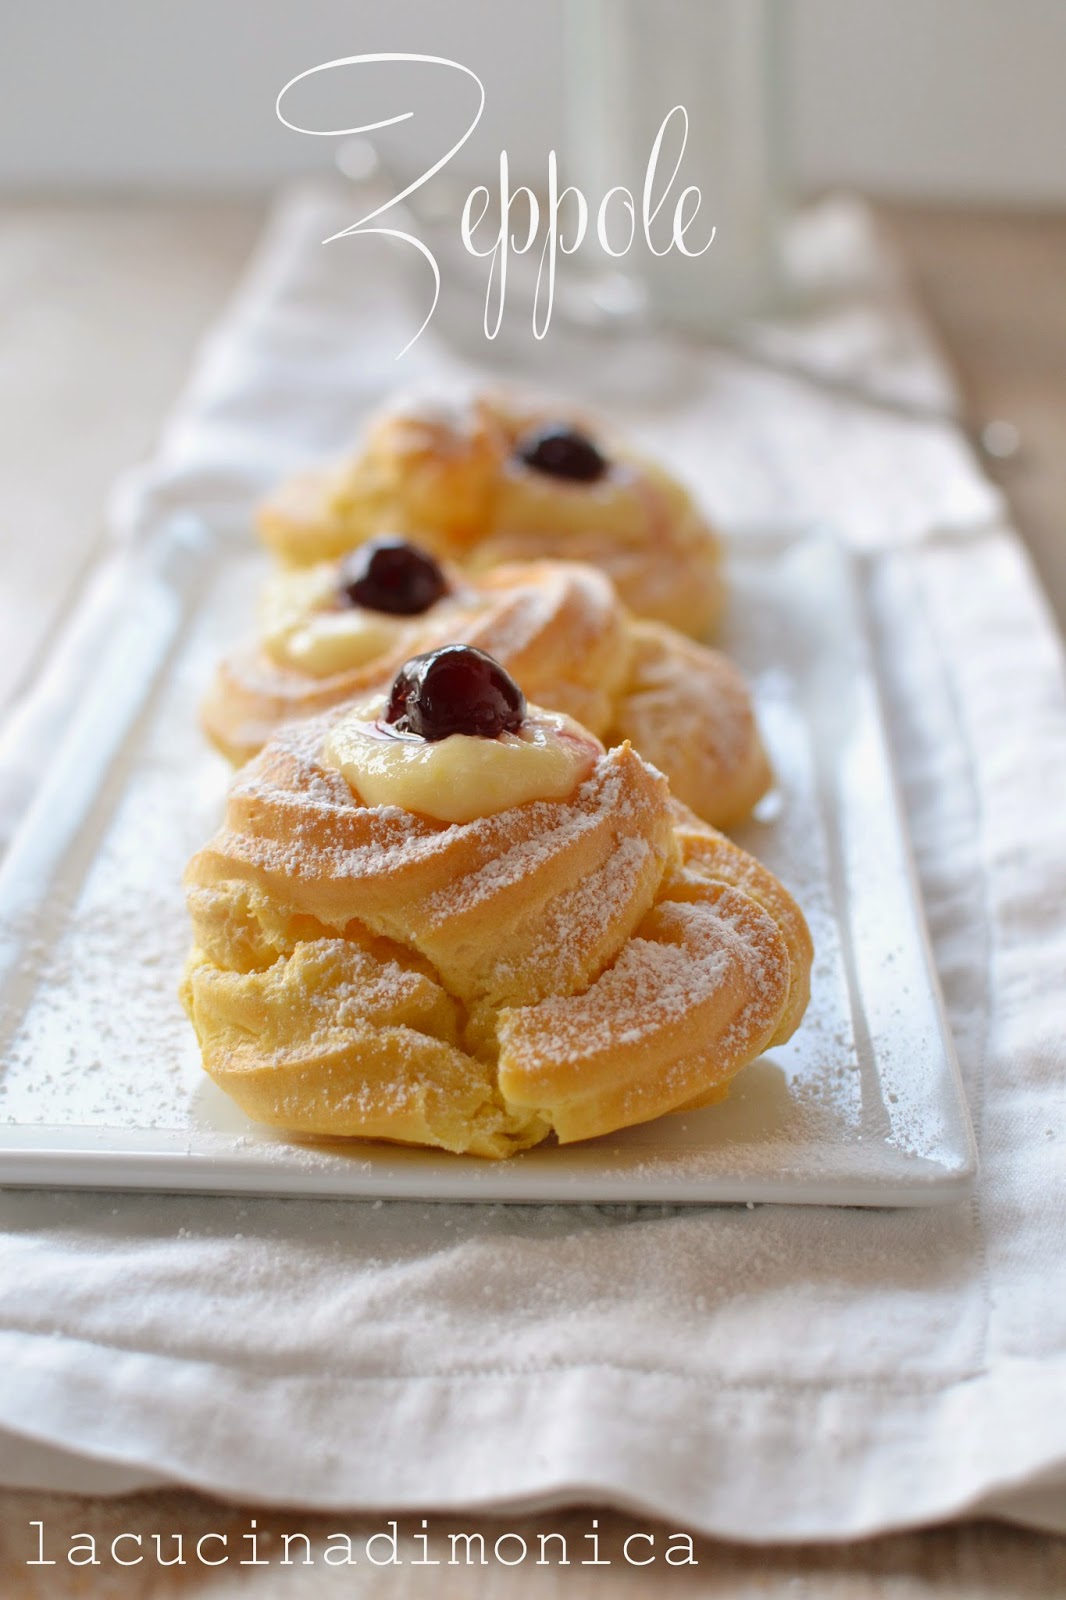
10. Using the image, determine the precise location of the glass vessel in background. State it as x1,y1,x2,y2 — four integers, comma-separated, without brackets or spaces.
565,0,785,331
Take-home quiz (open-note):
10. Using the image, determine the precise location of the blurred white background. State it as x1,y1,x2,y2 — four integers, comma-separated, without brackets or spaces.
3,0,1065,202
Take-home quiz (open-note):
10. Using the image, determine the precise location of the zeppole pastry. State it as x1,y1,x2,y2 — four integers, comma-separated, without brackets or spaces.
202,537,771,828
256,389,724,637
182,646,812,1158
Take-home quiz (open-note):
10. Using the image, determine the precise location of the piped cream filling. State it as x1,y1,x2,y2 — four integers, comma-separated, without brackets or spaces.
271,610,406,677
258,562,477,679
324,702,601,824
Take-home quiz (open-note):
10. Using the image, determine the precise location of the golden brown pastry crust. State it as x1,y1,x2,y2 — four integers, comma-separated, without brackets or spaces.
256,390,724,637
181,709,812,1157
202,558,771,830
606,620,773,830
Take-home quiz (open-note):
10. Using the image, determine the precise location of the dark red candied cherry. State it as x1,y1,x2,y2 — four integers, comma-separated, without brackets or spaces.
515,423,607,484
384,645,526,742
337,537,448,616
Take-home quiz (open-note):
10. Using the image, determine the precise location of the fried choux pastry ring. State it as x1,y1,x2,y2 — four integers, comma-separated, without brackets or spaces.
202,540,770,830
256,389,724,638
182,648,812,1158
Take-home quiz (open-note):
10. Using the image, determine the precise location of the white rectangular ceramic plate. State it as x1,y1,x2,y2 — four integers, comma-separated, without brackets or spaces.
0,518,976,1206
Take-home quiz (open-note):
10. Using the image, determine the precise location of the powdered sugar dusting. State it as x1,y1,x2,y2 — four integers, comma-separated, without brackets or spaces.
0,535,969,1197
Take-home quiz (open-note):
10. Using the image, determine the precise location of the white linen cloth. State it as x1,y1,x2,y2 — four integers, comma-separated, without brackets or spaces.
1,185,1065,1539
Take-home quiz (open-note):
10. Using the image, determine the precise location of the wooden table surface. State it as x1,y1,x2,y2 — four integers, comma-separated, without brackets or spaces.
1,199,1064,1594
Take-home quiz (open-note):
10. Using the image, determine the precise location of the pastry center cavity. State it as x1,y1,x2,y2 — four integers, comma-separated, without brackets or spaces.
324,710,598,824
337,537,449,615
258,543,455,679
516,423,607,483
324,648,599,823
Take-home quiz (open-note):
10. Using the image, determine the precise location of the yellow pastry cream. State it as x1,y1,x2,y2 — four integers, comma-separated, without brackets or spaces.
323,647,600,824
260,538,477,679
325,712,599,824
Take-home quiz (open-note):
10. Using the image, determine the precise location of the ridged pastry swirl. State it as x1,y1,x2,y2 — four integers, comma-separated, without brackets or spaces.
181,707,812,1157
202,557,771,829
256,389,724,637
